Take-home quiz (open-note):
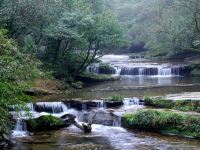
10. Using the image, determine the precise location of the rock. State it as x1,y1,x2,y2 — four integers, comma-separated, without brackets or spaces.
62,100,100,111
60,114,76,126
2,134,9,143
25,89,56,96
66,143,103,150
27,115,66,132
83,109,116,126
62,100,83,110
104,101,123,108
73,121,92,133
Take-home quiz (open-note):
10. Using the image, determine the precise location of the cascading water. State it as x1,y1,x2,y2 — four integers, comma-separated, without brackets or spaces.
88,55,187,77
33,102,68,113
12,119,28,137
11,98,144,137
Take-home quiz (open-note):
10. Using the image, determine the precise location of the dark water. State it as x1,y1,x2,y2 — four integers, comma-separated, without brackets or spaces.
38,76,200,101
11,125,200,150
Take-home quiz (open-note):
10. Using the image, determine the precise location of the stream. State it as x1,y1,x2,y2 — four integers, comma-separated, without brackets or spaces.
9,55,200,150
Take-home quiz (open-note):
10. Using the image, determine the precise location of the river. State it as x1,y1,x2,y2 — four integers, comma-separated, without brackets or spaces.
9,55,200,150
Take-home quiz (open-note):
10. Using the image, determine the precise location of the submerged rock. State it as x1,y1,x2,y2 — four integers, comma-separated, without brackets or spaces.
65,143,104,150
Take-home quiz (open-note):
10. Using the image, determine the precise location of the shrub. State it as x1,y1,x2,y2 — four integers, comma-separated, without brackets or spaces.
27,115,64,131
123,109,200,138
99,63,116,74
109,95,124,101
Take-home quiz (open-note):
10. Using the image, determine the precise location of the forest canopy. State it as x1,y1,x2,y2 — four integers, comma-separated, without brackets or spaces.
107,0,200,58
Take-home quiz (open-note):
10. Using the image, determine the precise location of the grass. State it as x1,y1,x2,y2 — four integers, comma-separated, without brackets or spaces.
144,97,200,113
122,109,200,138
104,95,124,101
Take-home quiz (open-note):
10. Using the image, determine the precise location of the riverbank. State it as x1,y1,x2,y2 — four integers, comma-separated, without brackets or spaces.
122,95,200,139
122,109,200,139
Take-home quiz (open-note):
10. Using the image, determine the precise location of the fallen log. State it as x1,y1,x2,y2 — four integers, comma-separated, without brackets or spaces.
60,114,92,133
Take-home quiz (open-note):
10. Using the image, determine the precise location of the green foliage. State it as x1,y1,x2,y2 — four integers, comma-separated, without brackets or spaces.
144,97,200,113
71,81,83,89
27,115,64,131
123,109,200,138
0,29,41,135
0,108,14,135
22,35,37,54
79,72,119,82
109,95,124,101
107,0,200,58
99,63,116,74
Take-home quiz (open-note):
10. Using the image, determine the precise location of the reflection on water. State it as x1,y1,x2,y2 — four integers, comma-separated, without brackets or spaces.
11,55,200,150
52,76,200,100
11,125,200,150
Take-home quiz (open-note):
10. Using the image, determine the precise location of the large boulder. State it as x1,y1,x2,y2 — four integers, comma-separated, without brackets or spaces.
104,101,123,108
83,109,118,126
27,114,75,132
62,100,100,111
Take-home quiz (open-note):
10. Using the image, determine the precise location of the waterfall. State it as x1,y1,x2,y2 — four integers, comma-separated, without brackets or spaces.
33,102,68,113
88,65,186,76
12,119,28,137
123,97,140,106
113,116,121,127
88,55,187,77
11,98,145,137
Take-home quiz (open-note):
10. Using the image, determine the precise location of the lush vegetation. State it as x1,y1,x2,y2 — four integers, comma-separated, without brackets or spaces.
27,115,65,131
107,0,200,59
98,63,116,74
0,0,128,82
123,109,200,138
0,0,128,142
0,29,41,137
144,97,200,112
76,72,119,83
109,95,124,101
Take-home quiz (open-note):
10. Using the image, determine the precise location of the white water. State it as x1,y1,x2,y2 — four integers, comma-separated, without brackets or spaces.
89,55,186,77
11,98,142,137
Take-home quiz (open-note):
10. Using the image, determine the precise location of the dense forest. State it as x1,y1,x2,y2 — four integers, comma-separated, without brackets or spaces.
108,0,200,58
1,0,200,148
0,0,128,144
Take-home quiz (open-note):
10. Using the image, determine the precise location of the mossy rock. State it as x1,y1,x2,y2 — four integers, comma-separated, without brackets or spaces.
99,63,116,74
144,97,174,108
27,115,65,131
102,95,124,108
144,97,200,112
71,81,83,89
122,109,200,139
76,72,119,83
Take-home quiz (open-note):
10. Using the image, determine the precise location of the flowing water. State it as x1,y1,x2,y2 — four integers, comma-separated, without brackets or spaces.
10,100,200,150
9,55,200,150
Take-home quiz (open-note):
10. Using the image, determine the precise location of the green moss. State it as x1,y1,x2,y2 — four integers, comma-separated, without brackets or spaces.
71,81,83,89
78,72,119,83
144,97,200,113
98,63,116,74
109,95,124,101
144,97,174,108
27,115,64,131
101,95,124,102
191,68,200,76
122,109,200,138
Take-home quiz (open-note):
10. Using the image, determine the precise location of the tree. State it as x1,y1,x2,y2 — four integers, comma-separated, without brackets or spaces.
0,29,40,135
